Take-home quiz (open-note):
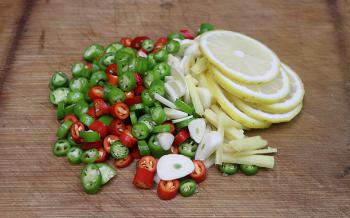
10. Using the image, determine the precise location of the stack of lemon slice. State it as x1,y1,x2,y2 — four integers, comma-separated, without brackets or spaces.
199,30,304,129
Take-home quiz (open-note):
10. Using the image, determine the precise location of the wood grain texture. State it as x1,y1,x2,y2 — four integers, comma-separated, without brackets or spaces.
0,0,24,91
0,0,349,217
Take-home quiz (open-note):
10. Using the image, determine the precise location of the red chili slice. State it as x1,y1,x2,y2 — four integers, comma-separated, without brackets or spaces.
137,156,157,173
162,121,176,134
103,135,119,153
82,140,102,150
114,154,134,168
64,114,78,123
88,86,104,100
180,29,194,39
156,37,167,45
135,73,143,86
131,147,142,159
85,63,93,71
70,122,85,144
126,125,132,132
133,167,154,189
105,63,117,75
107,74,119,86
131,36,150,50
87,107,97,119
125,91,135,100
119,129,137,148
190,160,206,183
173,129,190,146
95,147,107,163
110,102,130,120
157,180,180,200
134,86,145,96
120,37,132,47
125,96,142,106
94,99,109,117
89,120,109,139
153,37,168,53
109,119,126,136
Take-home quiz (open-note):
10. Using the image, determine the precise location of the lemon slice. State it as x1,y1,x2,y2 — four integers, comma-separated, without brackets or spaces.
204,72,271,129
254,64,305,113
211,66,290,104
231,96,303,123
200,30,280,84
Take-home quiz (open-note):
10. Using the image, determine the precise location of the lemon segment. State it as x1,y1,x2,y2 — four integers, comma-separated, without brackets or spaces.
211,66,290,104
231,96,303,123
254,64,305,113
204,72,271,129
200,30,280,84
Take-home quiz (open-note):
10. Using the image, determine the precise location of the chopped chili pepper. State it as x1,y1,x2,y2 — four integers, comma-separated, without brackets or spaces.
190,160,206,183
125,96,142,106
120,129,138,148
103,135,119,153
131,36,150,50
180,29,194,39
126,125,132,132
133,167,154,189
107,74,119,85
114,154,134,168
95,147,107,163
79,130,100,142
82,140,102,150
70,121,85,144
98,115,113,126
125,91,135,101
57,120,73,139
64,114,78,123
109,119,126,136
157,180,180,200
110,102,130,120
131,147,142,159
87,107,97,119
88,86,104,100
90,120,109,138
94,99,109,117
120,37,132,47
134,85,145,96
137,156,157,173
153,37,168,53
135,73,144,86
105,63,117,75
137,140,151,156
173,129,190,146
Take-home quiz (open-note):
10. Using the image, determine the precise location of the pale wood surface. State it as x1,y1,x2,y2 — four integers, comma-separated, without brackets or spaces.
0,0,349,217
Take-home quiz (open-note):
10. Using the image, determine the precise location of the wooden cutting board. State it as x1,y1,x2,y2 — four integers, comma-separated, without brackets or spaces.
0,0,349,217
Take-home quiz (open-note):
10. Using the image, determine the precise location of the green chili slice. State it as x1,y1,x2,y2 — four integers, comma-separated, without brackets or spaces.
152,124,171,133
81,148,99,164
66,147,83,164
79,130,100,143
98,115,113,126
179,179,197,197
56,120,73,139
110,141,129,160
137,140,151,156
80,163,102,194
79,114,95,127
53,139,71,157
131,122,150,140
